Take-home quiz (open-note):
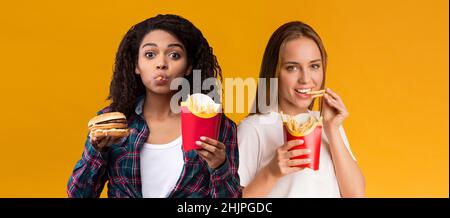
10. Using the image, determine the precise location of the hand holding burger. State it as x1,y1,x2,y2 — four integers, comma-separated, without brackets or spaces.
88,112,129,152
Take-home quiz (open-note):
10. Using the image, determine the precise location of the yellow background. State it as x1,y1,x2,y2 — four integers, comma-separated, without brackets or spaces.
0,0,447,197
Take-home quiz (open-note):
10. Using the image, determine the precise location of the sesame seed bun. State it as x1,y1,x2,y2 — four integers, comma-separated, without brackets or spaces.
88,112,129,138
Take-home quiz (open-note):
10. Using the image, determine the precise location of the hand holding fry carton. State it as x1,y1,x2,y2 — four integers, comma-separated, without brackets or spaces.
282,112,323,170
180,93,222,152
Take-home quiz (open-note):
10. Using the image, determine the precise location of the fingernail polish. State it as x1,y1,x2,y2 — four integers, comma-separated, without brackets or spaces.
195,141,201,145
200,136,206,140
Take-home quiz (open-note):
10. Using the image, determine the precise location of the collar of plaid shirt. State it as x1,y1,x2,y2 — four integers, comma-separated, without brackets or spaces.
67,95,241,198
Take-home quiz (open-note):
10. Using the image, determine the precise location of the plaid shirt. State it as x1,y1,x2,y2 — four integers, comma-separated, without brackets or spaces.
67,96,241,198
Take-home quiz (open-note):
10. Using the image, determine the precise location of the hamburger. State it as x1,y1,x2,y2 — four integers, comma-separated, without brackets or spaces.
88,112,129,138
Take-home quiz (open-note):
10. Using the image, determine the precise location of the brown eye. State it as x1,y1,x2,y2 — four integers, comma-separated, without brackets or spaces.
168,52,180,60
287,65,298,72
311,64,320,70
145,52,156,59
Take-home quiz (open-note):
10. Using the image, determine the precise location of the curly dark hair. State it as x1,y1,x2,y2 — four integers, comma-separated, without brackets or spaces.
107,14,222,117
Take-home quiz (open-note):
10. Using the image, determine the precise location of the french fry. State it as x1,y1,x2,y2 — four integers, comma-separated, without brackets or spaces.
311,94,324,99
307,90,325,95
184,94,221,114
282,112,320,135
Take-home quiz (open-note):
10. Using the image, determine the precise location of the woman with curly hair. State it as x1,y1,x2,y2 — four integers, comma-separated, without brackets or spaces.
67,14,241,198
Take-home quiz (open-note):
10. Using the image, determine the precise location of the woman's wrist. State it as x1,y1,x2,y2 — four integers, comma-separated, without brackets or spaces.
264,163,281,182
324,122,340,133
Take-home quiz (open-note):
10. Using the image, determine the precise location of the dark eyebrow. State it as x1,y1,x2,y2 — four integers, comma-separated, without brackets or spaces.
283,59,322,65
141,43,185,51
283,61,300,65
141,43,157,48
167,43,185,51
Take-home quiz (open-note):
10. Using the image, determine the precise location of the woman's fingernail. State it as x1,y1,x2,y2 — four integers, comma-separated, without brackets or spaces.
200,136,206,140
307,149,311,153
195,141,202,145
298,140,304,144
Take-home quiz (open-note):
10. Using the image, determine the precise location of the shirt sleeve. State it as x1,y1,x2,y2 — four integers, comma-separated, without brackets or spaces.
339,125,357,161
67,134,109,198
237,121,261,187
209,116,242,198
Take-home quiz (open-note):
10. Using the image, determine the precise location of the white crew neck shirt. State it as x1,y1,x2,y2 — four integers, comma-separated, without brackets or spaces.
140,135,184,198
237,111,356,198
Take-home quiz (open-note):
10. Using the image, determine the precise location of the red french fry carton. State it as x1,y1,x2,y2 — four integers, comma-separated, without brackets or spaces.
282,113,323,170
180,94,222,152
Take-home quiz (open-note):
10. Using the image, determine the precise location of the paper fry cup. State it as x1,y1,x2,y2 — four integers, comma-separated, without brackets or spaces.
283,113,322,171
180,93,222,152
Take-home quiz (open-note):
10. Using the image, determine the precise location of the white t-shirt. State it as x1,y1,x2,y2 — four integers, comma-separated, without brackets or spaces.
140,136,184,198
237,111,356,198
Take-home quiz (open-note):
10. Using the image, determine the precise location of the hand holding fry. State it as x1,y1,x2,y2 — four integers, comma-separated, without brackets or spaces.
322,88,349,129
